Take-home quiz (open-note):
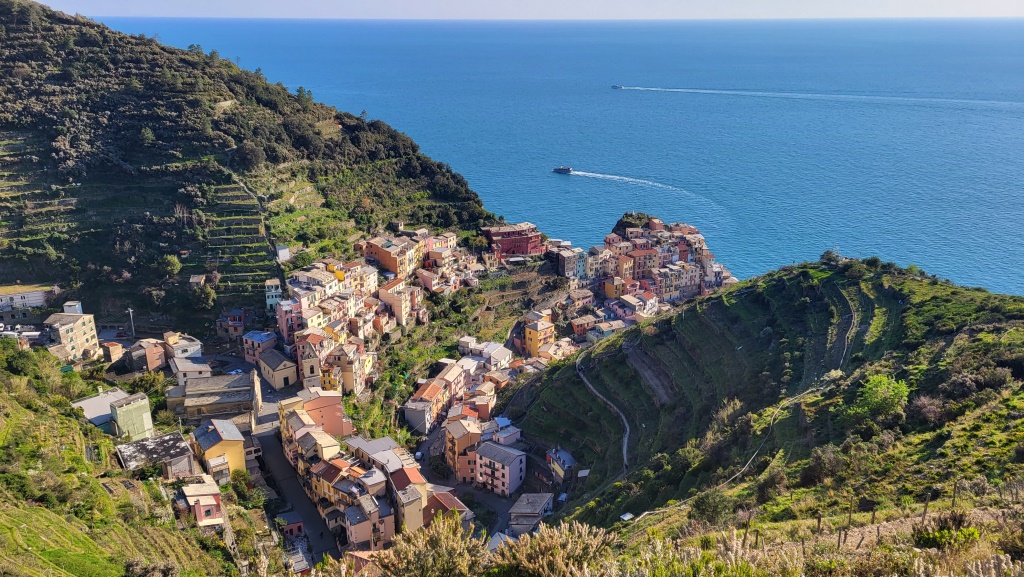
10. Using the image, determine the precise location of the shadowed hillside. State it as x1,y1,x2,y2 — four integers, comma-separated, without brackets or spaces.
0,0,492,321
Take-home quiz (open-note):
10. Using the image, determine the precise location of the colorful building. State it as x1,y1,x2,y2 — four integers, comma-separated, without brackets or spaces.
481,222,545,257
524,320,555,358
241,330,277,365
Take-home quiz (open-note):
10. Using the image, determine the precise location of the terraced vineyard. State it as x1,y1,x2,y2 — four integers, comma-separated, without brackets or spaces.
0,132,71,246
193,184,278,299
521,260,1024,533
0,2,492,322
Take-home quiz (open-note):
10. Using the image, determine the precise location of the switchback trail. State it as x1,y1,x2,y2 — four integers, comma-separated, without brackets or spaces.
576,351,630,475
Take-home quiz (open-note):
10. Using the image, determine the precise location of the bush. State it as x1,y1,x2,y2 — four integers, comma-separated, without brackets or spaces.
979,366,1013,390
940,373,978,400
489,521,615,577
912,512,979,551
839,260,868,279
756,464,788,503
375,512,486,577
801,444,847,486
846,374,909,426
805,556,847,577
689,489,734,526
996,516,1024,561
909,395,944,426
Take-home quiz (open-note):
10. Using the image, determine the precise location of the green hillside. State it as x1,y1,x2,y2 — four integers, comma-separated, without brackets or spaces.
0,0,492,320
0,338,248,576
522,256,1024,535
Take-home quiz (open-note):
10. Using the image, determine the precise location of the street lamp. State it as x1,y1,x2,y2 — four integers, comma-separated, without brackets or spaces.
125,308,136,339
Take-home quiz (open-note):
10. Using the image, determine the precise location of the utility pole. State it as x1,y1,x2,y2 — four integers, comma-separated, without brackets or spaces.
126,307,136,339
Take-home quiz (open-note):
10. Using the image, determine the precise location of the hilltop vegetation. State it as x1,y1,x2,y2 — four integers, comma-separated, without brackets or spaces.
522,255,1024,538
0,0,491,318
361,500,1024,577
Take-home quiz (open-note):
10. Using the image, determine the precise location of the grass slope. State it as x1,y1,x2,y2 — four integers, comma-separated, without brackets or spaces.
522,259,1024,535
0,340,230,576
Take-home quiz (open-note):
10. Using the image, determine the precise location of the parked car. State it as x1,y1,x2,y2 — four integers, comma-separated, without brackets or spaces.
227,369,243,375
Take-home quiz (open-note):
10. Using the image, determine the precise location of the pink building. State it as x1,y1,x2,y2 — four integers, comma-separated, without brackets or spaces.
179,476,224,528
298,387,356,438
241,331,277,366
277,299,305,344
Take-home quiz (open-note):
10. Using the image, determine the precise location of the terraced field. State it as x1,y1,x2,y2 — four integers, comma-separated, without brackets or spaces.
0,368,227,577
522,262,1024,531
189,184,278,299
0,133,72,244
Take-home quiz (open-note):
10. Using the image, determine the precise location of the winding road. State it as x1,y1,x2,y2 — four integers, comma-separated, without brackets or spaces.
575,352,630,475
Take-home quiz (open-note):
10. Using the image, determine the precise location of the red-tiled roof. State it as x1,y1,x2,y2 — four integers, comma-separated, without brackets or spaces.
413,382,444,402
381,278,405,292
314,462,345,484
450,404,479,420
430,491,468,513
390,467,426,491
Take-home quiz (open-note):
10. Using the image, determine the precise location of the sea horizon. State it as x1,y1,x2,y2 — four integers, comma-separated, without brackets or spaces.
101,17,1024,294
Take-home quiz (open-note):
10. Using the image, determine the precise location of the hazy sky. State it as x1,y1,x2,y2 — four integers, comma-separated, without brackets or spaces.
44,0,1024,20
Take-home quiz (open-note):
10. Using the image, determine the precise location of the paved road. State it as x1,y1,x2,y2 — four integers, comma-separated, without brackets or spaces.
257,430,341,560
575,352,630,474
454,485,515,534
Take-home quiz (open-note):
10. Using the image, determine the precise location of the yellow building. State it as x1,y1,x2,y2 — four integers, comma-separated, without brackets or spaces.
524,320,555,358
192,419,246,485
259,349,298,390
603,276,626,300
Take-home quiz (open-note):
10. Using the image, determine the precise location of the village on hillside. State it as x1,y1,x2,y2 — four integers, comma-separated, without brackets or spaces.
0,214,733,573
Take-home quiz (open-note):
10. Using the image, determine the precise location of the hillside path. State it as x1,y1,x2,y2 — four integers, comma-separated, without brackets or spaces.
576,352,630,474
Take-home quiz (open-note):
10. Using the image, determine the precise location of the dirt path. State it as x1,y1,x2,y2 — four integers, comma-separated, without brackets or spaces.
824,281,858,371
577,351,630,473
622,337,676,406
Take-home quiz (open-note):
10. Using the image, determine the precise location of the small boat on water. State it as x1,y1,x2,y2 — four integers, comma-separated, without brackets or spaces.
611,85,624,89
552,166,573,175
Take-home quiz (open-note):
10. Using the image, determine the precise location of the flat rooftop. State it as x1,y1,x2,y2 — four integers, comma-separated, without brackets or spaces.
116,432,193,470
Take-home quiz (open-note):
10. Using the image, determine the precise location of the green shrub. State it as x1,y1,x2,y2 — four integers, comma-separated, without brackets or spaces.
689,489,734,526
912,512,980,550
845,374,909,426
801,444,847,486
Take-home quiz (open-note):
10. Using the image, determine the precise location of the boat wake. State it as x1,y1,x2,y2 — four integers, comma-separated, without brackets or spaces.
617,86,1024,109
568,170,734,225
571,171,679,190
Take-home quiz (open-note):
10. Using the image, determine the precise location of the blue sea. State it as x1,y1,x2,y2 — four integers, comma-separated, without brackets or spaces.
103,18,1024,295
